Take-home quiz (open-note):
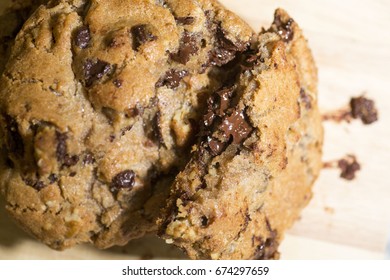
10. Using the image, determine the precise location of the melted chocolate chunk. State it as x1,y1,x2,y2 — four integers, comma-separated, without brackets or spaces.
63,155,79,168
350,96,378,125
171,31,199,64
4,115,24,158
113,79,123,88
300,88,312,110
216,86,235,116
175,16,195,25
110,170,136,193
55,131,68,162
203,86,235,128
84,59,111,87
75,26,90,49
208,25,248,67
220,109,253,144
207,137,225,156
338,155,361,181
274,15,294,43
131,24,157,50
156,69,188,89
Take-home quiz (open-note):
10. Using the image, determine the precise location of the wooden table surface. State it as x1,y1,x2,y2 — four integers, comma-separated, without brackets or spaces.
0,0,389,259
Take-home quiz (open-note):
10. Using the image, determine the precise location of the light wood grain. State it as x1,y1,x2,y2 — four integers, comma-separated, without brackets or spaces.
0,0,389,259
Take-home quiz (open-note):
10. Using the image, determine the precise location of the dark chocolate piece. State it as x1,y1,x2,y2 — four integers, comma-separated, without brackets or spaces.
338,155,361,181
170,31,199,64
350,96,378,125
175,16,195,25
110,170,136,193
208,25,248,67
75,26,90,49
274,15,294,43
156,69,188,89
153,111,165,147
84,59,111,87
24,178,46,191
69,172,77,177
131,24,157,50
220,109,253,144
200,216,209,227
207,137,225,156
55,131,68,162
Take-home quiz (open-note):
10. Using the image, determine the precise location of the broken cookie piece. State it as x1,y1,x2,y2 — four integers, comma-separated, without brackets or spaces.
158,9,323,260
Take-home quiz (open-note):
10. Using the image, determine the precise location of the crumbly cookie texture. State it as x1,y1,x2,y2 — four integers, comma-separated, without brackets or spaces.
158,9,323,260
0,0,253,250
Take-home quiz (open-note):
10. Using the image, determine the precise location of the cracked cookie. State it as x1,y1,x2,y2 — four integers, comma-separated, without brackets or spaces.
0,0,253,249
158,9,323,260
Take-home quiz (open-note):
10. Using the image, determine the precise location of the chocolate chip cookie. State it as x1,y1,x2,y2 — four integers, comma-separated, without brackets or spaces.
158,9,323,259
0,0,253,249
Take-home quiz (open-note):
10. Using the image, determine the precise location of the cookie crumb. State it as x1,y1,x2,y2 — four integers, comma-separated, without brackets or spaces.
350,96,378,125
322,95,378,125
323,154,361,181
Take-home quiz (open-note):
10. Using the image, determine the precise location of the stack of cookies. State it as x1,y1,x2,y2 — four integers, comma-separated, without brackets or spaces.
0,0,323,259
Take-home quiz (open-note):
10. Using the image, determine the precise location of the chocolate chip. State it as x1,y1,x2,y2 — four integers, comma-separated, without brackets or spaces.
156,69,188,89
175,16,195,25
216,86,235,116
131,24,157,51
55,131,67,162
220,109,253,144
152,111,165,147
170,31,199,64
63,155,79,168
113,79,123,88
241,52,261,71
208,47,236,67
69,172,77,177
203,86,235,128
110,170,136,193
338,155,361,180
4,115,24,158
75,25,90,49
200,216,209,227
274,15,294,43
350,96,378,125
48,174,58,183
84,59,111,87
83,152,95,165
24,177,46,191
300,88,312,110
207,137,225,156
208,25,248,67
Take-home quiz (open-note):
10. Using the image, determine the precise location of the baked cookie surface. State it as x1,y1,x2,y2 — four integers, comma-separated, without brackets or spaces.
158,9,323,260
0,0,253,250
